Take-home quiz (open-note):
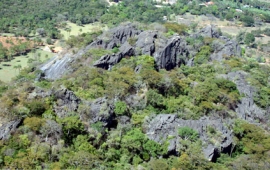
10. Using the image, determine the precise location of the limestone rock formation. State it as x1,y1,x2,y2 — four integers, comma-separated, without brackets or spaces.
227,71,267,123
53,87,81,118
145,114,233,161
0,119,21,140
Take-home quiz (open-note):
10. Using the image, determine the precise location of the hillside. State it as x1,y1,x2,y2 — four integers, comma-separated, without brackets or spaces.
0,0,270,169
0,22,269,169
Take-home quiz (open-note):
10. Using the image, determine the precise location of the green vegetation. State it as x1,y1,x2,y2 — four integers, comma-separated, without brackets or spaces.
0,0,270,169
0,49,53,82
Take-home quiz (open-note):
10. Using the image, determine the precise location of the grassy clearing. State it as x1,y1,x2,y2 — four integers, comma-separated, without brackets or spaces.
59,22,108,40
0,33,15,37
0,49,54,82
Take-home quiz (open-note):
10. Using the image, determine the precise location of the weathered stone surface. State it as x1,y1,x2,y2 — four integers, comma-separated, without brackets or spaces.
197,25,221,38
227,71,267,123
40,24,240,79
86,97,114,128
145,114,233,161
0,119,21,140
54,87,81,118
210,36,241,61
136,31,157,56
154,36,189,70
108,23,142,45
93,53,123,69
40,42,94,80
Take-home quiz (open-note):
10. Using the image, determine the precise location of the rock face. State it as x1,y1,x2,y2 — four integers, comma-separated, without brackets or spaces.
40,23,241,79
154,36,189,70
136,31,157,56
0,119,21,140
210,36,241,61
226,71,267,123
40,43,94,80
54,87,81,118
145,114,233,161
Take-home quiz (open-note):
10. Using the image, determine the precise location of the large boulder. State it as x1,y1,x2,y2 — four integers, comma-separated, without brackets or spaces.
196,25,221,38
94,42,134,69
54,87,81,118
135,31,157,56
144,114,233,161
154,36,189,70
82,97,114,128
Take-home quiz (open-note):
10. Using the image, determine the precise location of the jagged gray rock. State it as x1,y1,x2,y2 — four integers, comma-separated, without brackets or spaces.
84,97,114,128
154,36,189,70
197,25,221,38
0,119,21,140
135,31,157,56
226,71,267,123
54,87,81,118
145,114,233,161
210,36,241,61
40,24,241,79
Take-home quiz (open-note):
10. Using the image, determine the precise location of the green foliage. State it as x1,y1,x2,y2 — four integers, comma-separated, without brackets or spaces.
57,114,85,144
178,127,199,142
66,31,102,48
35,80,52,89
164,22,188,35
244,33,255,46
240,15,255,27
24,99,48,116
114,101,127,116
254,87,270,109
23,117,44,132
112,47,120,53
233,121,270,155
194,46,212,65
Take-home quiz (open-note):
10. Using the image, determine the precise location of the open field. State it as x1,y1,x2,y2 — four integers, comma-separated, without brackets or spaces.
0,49,54,82
59,22,108,40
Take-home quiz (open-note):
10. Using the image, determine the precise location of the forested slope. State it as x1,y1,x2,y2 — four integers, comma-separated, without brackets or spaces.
0,0,270,169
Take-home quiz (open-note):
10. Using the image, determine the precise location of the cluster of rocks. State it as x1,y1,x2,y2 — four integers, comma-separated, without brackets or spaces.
1,23,266,162
40,23,241,79
144,114,233,161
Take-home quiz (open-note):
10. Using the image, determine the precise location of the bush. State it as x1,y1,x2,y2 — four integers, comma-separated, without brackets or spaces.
114,101,127,115
240,15,254,27
178,127,199,142
164,22,188,35
23,117,45,132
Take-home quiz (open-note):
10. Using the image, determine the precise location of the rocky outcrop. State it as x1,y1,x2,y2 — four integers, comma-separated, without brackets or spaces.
40,42,94,80
40,24,241,79
82,97,114,128
136,31,157,56
196,25,221,38
54,87,81,118
93,42,134,69
0,119,21,140
226,71,267,123
154,36,189,70
144,114,233,161
210,36,241,61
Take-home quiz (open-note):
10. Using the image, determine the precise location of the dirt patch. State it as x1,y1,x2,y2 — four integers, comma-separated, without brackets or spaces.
0,36,30,49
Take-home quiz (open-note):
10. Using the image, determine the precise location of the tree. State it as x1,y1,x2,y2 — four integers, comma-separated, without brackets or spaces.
244,33,255,46
241,15,254,27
